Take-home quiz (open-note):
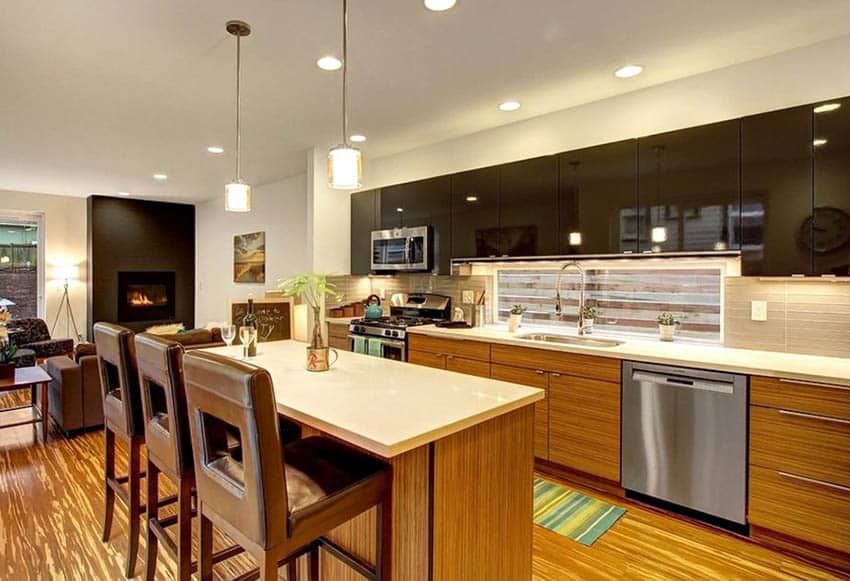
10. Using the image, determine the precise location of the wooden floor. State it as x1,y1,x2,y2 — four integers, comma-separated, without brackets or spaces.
0,393,846,580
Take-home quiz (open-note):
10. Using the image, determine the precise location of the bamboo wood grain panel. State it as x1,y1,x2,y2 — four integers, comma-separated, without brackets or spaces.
751,405,850,487
490,343,621,383
749,466,850,555
751,376,850,419
548,374,620,483
326,323,350,340
407,349,446,370
328,336,351,351
445,355,490,378
490,363,549,460
408,334,491,362
431,405,535,581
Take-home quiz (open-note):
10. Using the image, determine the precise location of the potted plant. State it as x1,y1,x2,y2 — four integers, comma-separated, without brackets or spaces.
657,312,680,342
581,304,597,334
508,304,527,333
279,274,340,371
0,340,17,380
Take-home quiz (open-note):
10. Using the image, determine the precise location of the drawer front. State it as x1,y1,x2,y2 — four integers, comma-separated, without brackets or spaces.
446,356,490,378
408,349,446,370
327,323,350,340
752,376,850,420
490,343,620,383
491,363,549,460
750,465,850,554
328,336,351,352
751,405,850,487
408,334,491,362
548,373,620,482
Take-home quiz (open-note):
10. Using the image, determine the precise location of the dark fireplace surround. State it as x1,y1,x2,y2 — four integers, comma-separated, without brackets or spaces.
117,271,176,323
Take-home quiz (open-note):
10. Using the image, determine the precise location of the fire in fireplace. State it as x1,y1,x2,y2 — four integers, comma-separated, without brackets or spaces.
117,271,176,323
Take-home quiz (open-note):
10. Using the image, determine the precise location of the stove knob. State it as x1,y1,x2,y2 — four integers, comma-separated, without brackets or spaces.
392,330,399,338
384,329,391,336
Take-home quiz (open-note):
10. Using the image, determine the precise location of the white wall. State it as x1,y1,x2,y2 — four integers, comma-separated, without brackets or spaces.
307,147,352,274
362,35,850,190
195,174,309,326
0,190,88,338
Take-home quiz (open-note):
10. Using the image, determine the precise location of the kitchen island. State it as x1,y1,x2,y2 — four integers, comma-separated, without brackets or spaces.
204,340,544,581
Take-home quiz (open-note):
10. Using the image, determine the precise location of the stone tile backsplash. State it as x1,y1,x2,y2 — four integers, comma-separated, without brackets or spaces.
724,277,850,358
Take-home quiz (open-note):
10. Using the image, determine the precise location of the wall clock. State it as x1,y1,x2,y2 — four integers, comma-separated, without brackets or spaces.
800,206,850,254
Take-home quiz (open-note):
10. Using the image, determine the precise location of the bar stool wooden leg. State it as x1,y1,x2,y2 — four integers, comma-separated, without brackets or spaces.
145,459,160,581
102,428,115,543
125,437,142,578
176,475,193,580
309,546,319,581
260,552,278,581
286,559,298,581
199,507,214,581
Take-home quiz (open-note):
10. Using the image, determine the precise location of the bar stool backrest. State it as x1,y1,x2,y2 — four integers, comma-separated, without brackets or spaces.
183,350,288,550
94,322,143,437
135,333,192,479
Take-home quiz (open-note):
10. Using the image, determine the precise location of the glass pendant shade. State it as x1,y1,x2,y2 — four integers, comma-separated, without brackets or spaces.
225,181,252,212
328,145,362,190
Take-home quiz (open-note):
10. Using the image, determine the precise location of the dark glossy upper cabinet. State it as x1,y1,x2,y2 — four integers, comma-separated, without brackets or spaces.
451,167,500,258
498,156,559,256
381,176,452,273
813,97,850,276
741,106,813,276
638,120,740,253
559,140,638,255
350,189,381,275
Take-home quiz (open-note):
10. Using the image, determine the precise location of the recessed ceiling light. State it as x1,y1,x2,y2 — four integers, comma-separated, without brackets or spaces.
424,0,457,11
350,134,367,143
396,207,404,212
153,173,168,181
316,56,342,71
465,195,478,202
498,100,521,112
813,138,828,147
813,103,841,114
614,64,643,79
207,146,224,154
118,192,131,197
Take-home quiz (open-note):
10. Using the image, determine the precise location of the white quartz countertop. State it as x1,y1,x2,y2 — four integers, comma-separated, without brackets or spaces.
203,341,543,458
407,324,850,387
326,317,358,326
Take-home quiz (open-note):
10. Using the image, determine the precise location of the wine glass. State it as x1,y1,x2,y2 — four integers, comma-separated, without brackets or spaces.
221,324,236,351
239,326,257,359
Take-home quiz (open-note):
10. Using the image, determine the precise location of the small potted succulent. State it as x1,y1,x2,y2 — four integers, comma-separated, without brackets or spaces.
581,304,597,334
657,312,680,342
0,340,17,380
508,304,527,333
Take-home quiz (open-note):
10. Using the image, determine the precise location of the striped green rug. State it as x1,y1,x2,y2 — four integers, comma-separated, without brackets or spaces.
533,478,626,546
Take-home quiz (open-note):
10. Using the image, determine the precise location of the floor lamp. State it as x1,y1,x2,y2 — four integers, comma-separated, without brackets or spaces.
51,266,82,343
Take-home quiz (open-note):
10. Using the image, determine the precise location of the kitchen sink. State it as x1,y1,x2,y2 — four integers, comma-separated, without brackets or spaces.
516,333,624,348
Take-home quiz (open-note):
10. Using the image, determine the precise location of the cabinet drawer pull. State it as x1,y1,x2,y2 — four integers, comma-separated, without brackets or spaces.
778,471,850,493
445,355,454,360
535,370,545,375
550,372,562,378
778,378,850,391
778,409,850,425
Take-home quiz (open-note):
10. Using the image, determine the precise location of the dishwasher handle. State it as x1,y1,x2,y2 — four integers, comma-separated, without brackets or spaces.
631,370,734,394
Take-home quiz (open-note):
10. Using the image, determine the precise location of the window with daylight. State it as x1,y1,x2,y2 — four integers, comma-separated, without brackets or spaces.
496,265,724,343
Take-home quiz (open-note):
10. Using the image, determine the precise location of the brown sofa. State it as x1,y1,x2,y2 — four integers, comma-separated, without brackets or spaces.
46,344,104,435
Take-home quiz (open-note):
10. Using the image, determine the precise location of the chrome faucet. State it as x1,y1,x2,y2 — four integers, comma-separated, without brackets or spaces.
554,261,589,336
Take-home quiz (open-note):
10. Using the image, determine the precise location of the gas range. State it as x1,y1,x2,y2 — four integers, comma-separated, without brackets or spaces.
348,293,451,359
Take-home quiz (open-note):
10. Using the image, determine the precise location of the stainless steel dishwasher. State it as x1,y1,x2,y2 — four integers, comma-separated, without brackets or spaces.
621,361,748,526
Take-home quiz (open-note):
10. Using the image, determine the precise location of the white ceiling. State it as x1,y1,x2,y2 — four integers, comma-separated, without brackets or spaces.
3,0,850,203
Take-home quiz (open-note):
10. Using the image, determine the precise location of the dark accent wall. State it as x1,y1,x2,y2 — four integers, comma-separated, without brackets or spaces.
87,196,195,335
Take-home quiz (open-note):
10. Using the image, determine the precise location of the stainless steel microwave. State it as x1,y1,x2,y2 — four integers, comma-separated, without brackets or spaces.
371,226,431,271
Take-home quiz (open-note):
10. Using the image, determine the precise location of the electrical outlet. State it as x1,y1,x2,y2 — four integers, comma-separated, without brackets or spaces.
751,300,767,321
378,288,386,300
462,290,475,304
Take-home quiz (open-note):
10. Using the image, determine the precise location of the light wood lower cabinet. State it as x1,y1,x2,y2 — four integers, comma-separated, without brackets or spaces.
408,349,447,370
548,373,621,482
750,466,850,554
490,363,549,460
445,355,490,378
326,323,352,352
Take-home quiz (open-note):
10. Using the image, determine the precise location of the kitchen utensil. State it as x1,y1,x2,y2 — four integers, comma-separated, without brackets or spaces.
364,294,383,319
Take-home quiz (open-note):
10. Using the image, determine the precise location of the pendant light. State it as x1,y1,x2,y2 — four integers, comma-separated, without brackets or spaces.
328,0,362,189
225,20,252,212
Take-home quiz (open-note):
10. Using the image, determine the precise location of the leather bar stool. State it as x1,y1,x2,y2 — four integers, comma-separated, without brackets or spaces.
94,322,156,578
183,351,393,581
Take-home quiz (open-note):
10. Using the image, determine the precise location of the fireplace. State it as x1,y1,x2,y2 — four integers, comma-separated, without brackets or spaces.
117,271,176,323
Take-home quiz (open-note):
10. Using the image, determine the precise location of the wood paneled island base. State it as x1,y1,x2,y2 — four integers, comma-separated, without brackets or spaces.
299,405,535,581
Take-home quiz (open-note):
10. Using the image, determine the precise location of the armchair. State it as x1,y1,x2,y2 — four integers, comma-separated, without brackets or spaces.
45,343,104,435
8,318,74,359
